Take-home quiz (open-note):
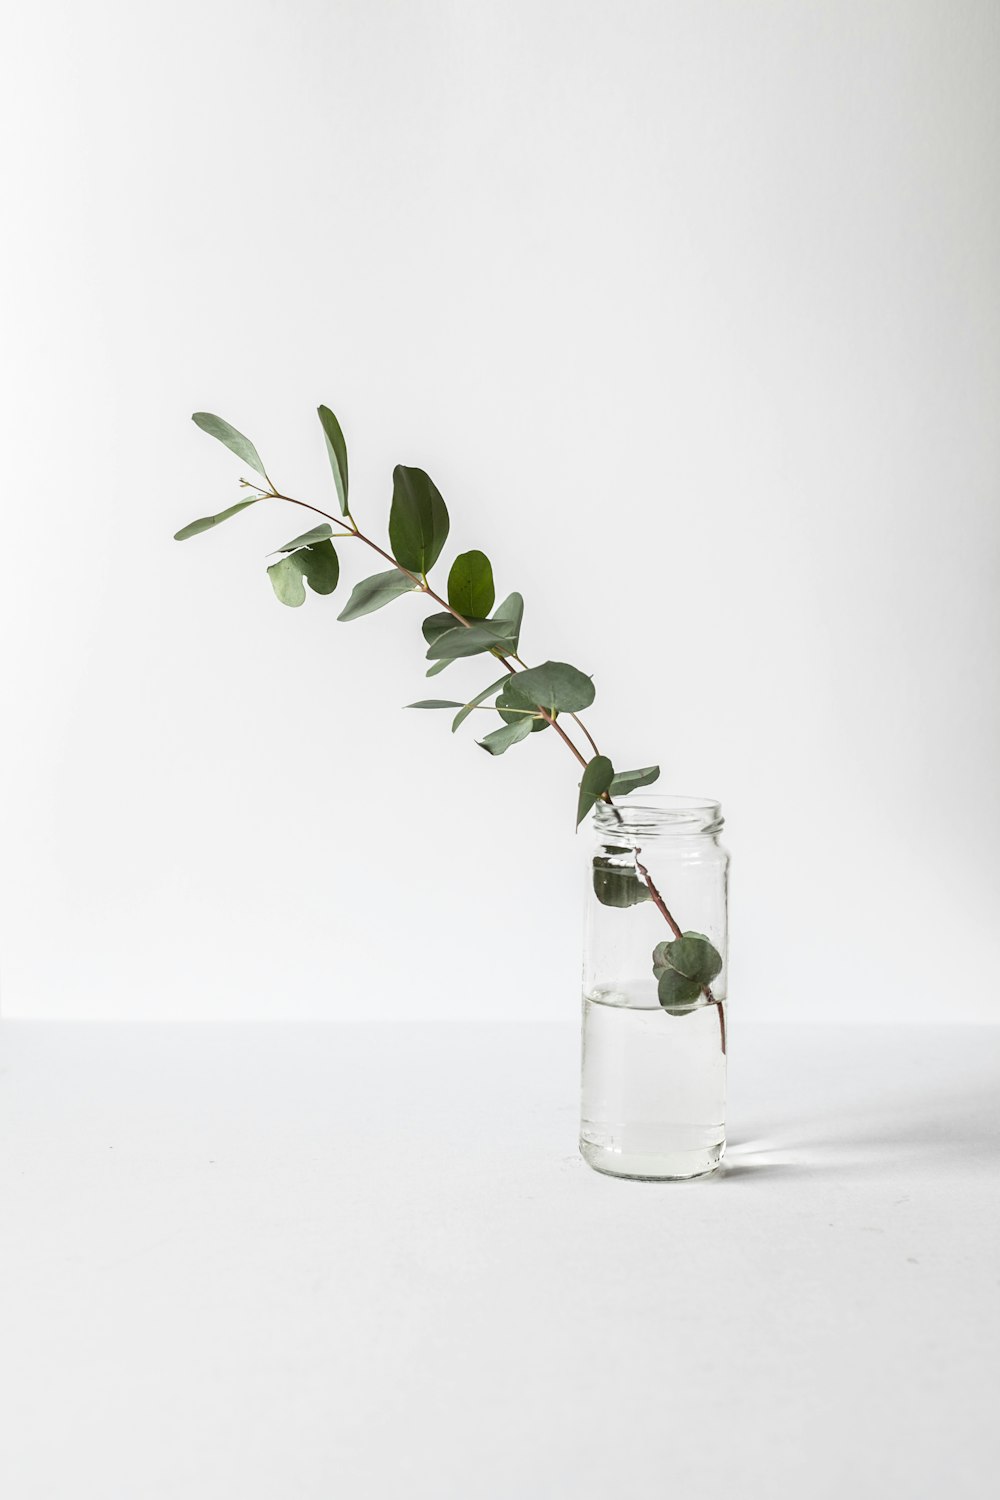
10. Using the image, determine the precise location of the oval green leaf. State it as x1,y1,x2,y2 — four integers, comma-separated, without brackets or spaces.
192,413,268,479
426,619,519,661
609,765,661,797
489,592,524,654
576,753,614,829
388,465,449,574
477,717,535,756
174,498,260,541
317,406,349,516
275,523,333,553
448,550,495,618
592,858,652,908
338,569,418,622
405,699,464,709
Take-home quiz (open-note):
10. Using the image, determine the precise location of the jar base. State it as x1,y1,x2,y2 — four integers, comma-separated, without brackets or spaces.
579,1136,725,1181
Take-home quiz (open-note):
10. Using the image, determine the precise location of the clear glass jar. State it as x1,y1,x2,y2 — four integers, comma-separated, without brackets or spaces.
580,794,729,1181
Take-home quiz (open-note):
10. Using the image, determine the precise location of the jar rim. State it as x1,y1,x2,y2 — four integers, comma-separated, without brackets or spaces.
593,792,723,836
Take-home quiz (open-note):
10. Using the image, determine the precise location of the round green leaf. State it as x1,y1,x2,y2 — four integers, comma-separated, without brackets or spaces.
496,683,547,732
656,968,704,1013
663,932,723,986
448,550,495,618
510,661,595,716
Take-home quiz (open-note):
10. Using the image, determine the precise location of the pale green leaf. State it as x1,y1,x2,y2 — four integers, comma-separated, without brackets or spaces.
405,699,464,709
174,498,259,541
192,413,268,479
275,523,333,553
477,717,534,756
338,569,417,621
267,555,307,607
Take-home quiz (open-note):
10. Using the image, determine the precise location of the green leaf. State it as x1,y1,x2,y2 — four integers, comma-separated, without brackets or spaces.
426,659,453,677
490,592,524,654
477,717,535,756
267,555,307,607
267,540,340,606
448,550,495,618
652,940,673,971
388,465,449,574
592,857,652,908
451,673,511,732
513,661,596,716
405,699,464,709
421,610,460,648
275,523,333,553
317,406,349,516
659,932,723,986
173,498,260,540
426,619,519,661
338,569,417,621
496,683,547,733
609,765,661,797
576,754,614,829
656,968,704,1013
192,413,268,479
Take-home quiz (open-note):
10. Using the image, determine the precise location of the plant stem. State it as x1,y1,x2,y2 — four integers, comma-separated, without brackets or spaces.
264,483,725,1052
633,851,726,1053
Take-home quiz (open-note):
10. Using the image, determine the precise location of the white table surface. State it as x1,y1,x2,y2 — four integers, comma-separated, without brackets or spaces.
1,1020,997,1499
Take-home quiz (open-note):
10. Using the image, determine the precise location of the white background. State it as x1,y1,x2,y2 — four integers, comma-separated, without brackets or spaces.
1,0,997,1021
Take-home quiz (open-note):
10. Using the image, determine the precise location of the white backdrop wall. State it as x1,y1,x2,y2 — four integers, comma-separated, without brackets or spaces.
1,0,997,1021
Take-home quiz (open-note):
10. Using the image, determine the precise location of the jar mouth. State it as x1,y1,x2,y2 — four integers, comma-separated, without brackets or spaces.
593,792,723,837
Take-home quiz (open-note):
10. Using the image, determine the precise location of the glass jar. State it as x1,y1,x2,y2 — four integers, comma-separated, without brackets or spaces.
580,794,729,1180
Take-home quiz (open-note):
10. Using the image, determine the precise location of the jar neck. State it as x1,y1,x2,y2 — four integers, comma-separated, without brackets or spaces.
593,794,723,841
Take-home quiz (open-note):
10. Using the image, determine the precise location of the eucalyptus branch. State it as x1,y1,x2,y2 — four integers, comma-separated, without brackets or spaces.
175,406,726,1050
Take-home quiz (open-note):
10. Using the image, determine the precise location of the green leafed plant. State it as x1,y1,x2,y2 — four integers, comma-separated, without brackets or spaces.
175,405,726,1049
